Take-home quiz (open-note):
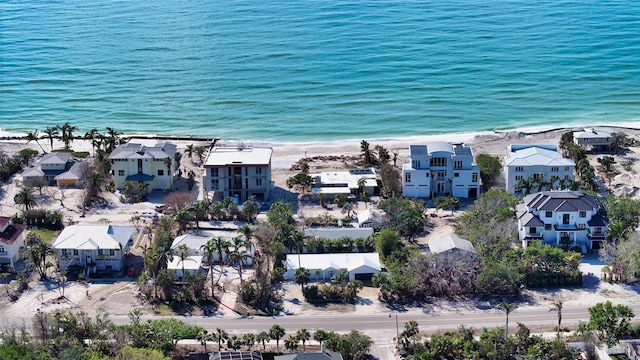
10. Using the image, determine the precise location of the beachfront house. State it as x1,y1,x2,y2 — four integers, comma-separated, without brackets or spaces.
310,167,378,199
202,145,273,203
22,152,86,187
573,127,615,151
402,142,480,199
504,145,575,195
0,216,27,267
516,190,608,252
109,141,177,193
52,225,135,273
284,252,381,282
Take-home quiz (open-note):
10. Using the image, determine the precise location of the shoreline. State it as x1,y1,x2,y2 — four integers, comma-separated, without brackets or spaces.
3,123,640,170
2,120,640,146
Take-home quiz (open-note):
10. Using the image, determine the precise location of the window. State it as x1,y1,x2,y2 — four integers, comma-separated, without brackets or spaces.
211,168,219,177
62,249,68,256
425,172,429,177
515,166,524,172
437,170,446,179
515,175,523,181
256,167,262,174
594,227,603,234
109,249,115,256
565,166,570,171
0,245,5,254
412,160,420,168
118,170,125,176
430,157,447,167
533,173,544,182
551,166,559,172
98,249,103,256
545,211,552,217
158,170,164,176
562,214,570,225
578,224,585,230
579,211,586,218
211,179,219,190
454,160,462,169
73,249,79,256
545,224,552,230
454,172,459,177
472,173,478,183
256,178,263,187
529,227,537,234
405,173,411,183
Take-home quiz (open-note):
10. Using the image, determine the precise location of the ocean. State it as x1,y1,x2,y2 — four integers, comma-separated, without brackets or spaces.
1,0,639,143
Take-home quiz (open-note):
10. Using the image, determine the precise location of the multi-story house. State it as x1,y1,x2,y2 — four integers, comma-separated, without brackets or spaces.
402,142,480,199
202,145,272,202
517,190,608,252
0,216,27,267
109,142,177,193
504,145,575,195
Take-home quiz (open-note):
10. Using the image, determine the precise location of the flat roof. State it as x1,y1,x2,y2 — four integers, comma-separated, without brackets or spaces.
204,146,272,167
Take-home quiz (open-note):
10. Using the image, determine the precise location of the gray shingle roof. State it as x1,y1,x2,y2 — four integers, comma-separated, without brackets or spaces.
524,191,603,212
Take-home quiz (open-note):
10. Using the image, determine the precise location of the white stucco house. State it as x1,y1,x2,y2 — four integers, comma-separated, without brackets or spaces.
310,168,377,198
202,145,272,203
0,217,27,267
517,191,608,252
109,141,177,193
504,145,575,195
52,225,135,273
284,252,381,282
402,143,480,199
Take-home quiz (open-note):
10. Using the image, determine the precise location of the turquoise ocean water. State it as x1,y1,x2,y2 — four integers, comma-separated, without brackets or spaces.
1,1,639,142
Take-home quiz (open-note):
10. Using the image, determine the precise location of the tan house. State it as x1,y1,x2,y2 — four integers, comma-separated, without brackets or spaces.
22,153,85,187
109,142,177,193
0,217,27,267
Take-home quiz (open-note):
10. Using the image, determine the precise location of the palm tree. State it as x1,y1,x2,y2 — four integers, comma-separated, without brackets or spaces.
25,129,46,154
313,329,329,348
14,187,38,210
173,151,183,170
296,328,310,351
212,237,231,283
173,206,193,234
212,328,228,350
402,320,420,348
284,335,299,351
175,244,190,289
229,237,250,285
550,301,563,336
195,146,207,164
256,331,270,350
199,238,218,297
499,303,518,338
516,177,535,195
185,144,194,161
26,240,54,280
58,122,78,150
269,324,285,351
84,128,100,157
242,333,256,351
43,126,59,152
164,157,172,184
611,132,627,155
360,140,376,166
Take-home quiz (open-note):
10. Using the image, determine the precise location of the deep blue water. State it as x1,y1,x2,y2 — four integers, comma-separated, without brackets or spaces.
1,0,639,142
